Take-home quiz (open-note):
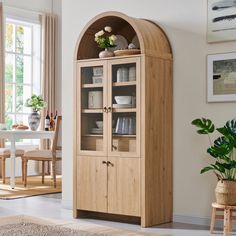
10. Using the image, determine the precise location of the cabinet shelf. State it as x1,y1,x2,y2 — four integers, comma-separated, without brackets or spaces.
83,134,103,137
82,83,103,88
82,109,103,113
112,81,136,87
113,134,136,138
112,108,136,113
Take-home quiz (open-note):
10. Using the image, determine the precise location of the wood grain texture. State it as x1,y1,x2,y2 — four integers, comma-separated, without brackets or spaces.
141,56,173,227
107,157,140,217
74,11,173,227
76,156,108,213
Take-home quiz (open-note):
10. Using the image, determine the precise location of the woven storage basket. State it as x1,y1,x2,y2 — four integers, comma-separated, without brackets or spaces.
215,180,236,205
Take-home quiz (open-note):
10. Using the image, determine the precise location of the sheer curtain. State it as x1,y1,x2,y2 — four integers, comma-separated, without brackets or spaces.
40,13,57,149
0,2,5,148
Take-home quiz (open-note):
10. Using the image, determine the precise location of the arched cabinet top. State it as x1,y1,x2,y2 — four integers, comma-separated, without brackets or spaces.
74,11,172,60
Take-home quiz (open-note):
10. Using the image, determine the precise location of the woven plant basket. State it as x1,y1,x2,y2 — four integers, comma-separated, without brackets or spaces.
215,180,236,205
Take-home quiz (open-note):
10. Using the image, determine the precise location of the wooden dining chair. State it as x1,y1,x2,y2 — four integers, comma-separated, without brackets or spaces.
0,148,24,184
22,116,62,188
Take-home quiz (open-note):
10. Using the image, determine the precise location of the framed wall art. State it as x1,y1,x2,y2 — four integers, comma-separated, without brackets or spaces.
208,52,236,102
207,0,236,43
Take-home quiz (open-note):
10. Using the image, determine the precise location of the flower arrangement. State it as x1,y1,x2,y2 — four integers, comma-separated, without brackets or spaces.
25,94,47,112
94,26,117,49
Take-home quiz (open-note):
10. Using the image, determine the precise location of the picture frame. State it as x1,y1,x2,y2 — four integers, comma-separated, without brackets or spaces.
207,52,236,102
207,0,236,43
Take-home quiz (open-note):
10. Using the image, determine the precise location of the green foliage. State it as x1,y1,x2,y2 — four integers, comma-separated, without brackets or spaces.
25,94,46,112
192,118,236,180
94,27,116,49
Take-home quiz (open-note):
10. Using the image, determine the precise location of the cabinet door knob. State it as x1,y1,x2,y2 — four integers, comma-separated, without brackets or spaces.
112,145,117,150
103,107,107,113
102,161,108,165
107,161,114,167
107,107,112,113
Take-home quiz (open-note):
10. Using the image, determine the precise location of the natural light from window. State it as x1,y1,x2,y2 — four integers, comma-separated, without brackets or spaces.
5,17,41,145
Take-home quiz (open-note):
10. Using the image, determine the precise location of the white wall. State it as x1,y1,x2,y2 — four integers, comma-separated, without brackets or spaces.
61,0,236,221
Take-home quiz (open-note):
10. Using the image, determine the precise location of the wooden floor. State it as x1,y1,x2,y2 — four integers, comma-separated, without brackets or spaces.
0,193,217,235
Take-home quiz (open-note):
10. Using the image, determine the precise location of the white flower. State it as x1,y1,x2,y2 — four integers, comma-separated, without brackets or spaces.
109,34,117,41
104,26,112,32
95,30,105,37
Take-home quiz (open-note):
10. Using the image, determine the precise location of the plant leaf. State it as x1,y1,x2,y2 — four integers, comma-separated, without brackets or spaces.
191,118,215,134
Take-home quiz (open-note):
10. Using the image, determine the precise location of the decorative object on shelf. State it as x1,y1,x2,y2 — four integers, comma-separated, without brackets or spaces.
207,0,236,43
129,66,136,81
99,48,114,58
116,67,128,82
0,123,7,130
114,96,132,105
88,91,103,108
25,94,46,131
128,43,136,49
192,118,236,205
95,26,116,58
92,66,103,83
207,52,236,102
112,35,128,51
131,35,140,49
114,49,141,56
115,117,136,135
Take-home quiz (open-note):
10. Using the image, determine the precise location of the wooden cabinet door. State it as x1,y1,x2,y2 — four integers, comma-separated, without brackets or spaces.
107,157,141,216
76,156,107,212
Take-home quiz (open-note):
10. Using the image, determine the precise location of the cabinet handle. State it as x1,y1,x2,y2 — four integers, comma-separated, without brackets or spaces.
112,145,117,150
107,161,114,167
103,107,107,113
107,107,112,113
102,161,108,165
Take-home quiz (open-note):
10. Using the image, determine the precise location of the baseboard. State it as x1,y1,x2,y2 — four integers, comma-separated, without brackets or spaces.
173,214,236,230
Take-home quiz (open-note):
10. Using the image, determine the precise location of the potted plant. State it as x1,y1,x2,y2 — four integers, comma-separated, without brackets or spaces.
94,26,117,58
192,118,236,205
25,94,46,131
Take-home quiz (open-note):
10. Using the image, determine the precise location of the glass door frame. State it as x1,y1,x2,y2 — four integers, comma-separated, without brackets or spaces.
77,60,108,156
107,57,141,157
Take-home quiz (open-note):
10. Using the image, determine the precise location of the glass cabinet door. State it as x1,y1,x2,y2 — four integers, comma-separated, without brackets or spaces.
107,57,140,157
77,61,107,156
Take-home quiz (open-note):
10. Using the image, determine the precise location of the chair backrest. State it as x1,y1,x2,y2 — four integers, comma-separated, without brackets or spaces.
51,116,62,153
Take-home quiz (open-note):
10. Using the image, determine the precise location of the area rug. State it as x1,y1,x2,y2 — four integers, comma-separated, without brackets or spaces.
0,215,169,236
0,175,61,199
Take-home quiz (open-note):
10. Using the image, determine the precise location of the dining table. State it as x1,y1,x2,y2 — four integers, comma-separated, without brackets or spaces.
0,130,54,189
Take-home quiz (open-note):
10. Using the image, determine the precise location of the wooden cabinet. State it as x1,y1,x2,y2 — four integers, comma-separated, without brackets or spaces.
73,11,173,227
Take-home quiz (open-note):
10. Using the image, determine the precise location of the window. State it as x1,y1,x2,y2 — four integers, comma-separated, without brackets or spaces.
5,17,41,144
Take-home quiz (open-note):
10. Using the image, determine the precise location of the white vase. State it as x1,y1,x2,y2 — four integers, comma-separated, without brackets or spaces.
28,112,41,131
99,48,114,58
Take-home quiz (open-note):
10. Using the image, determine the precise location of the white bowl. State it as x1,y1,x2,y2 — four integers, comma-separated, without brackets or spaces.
114,96,132,105
96,121,103,129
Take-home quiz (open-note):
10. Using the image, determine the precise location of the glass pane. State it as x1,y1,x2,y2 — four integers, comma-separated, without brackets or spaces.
81,113,104,151
16,25,24,53
111,63,137,154
5,53,14,83
16,55,31,84
16,85,31,113
5,23,14,52
16,25,32,54
5,114,14,130
81,66,103,85
5,84,13,113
